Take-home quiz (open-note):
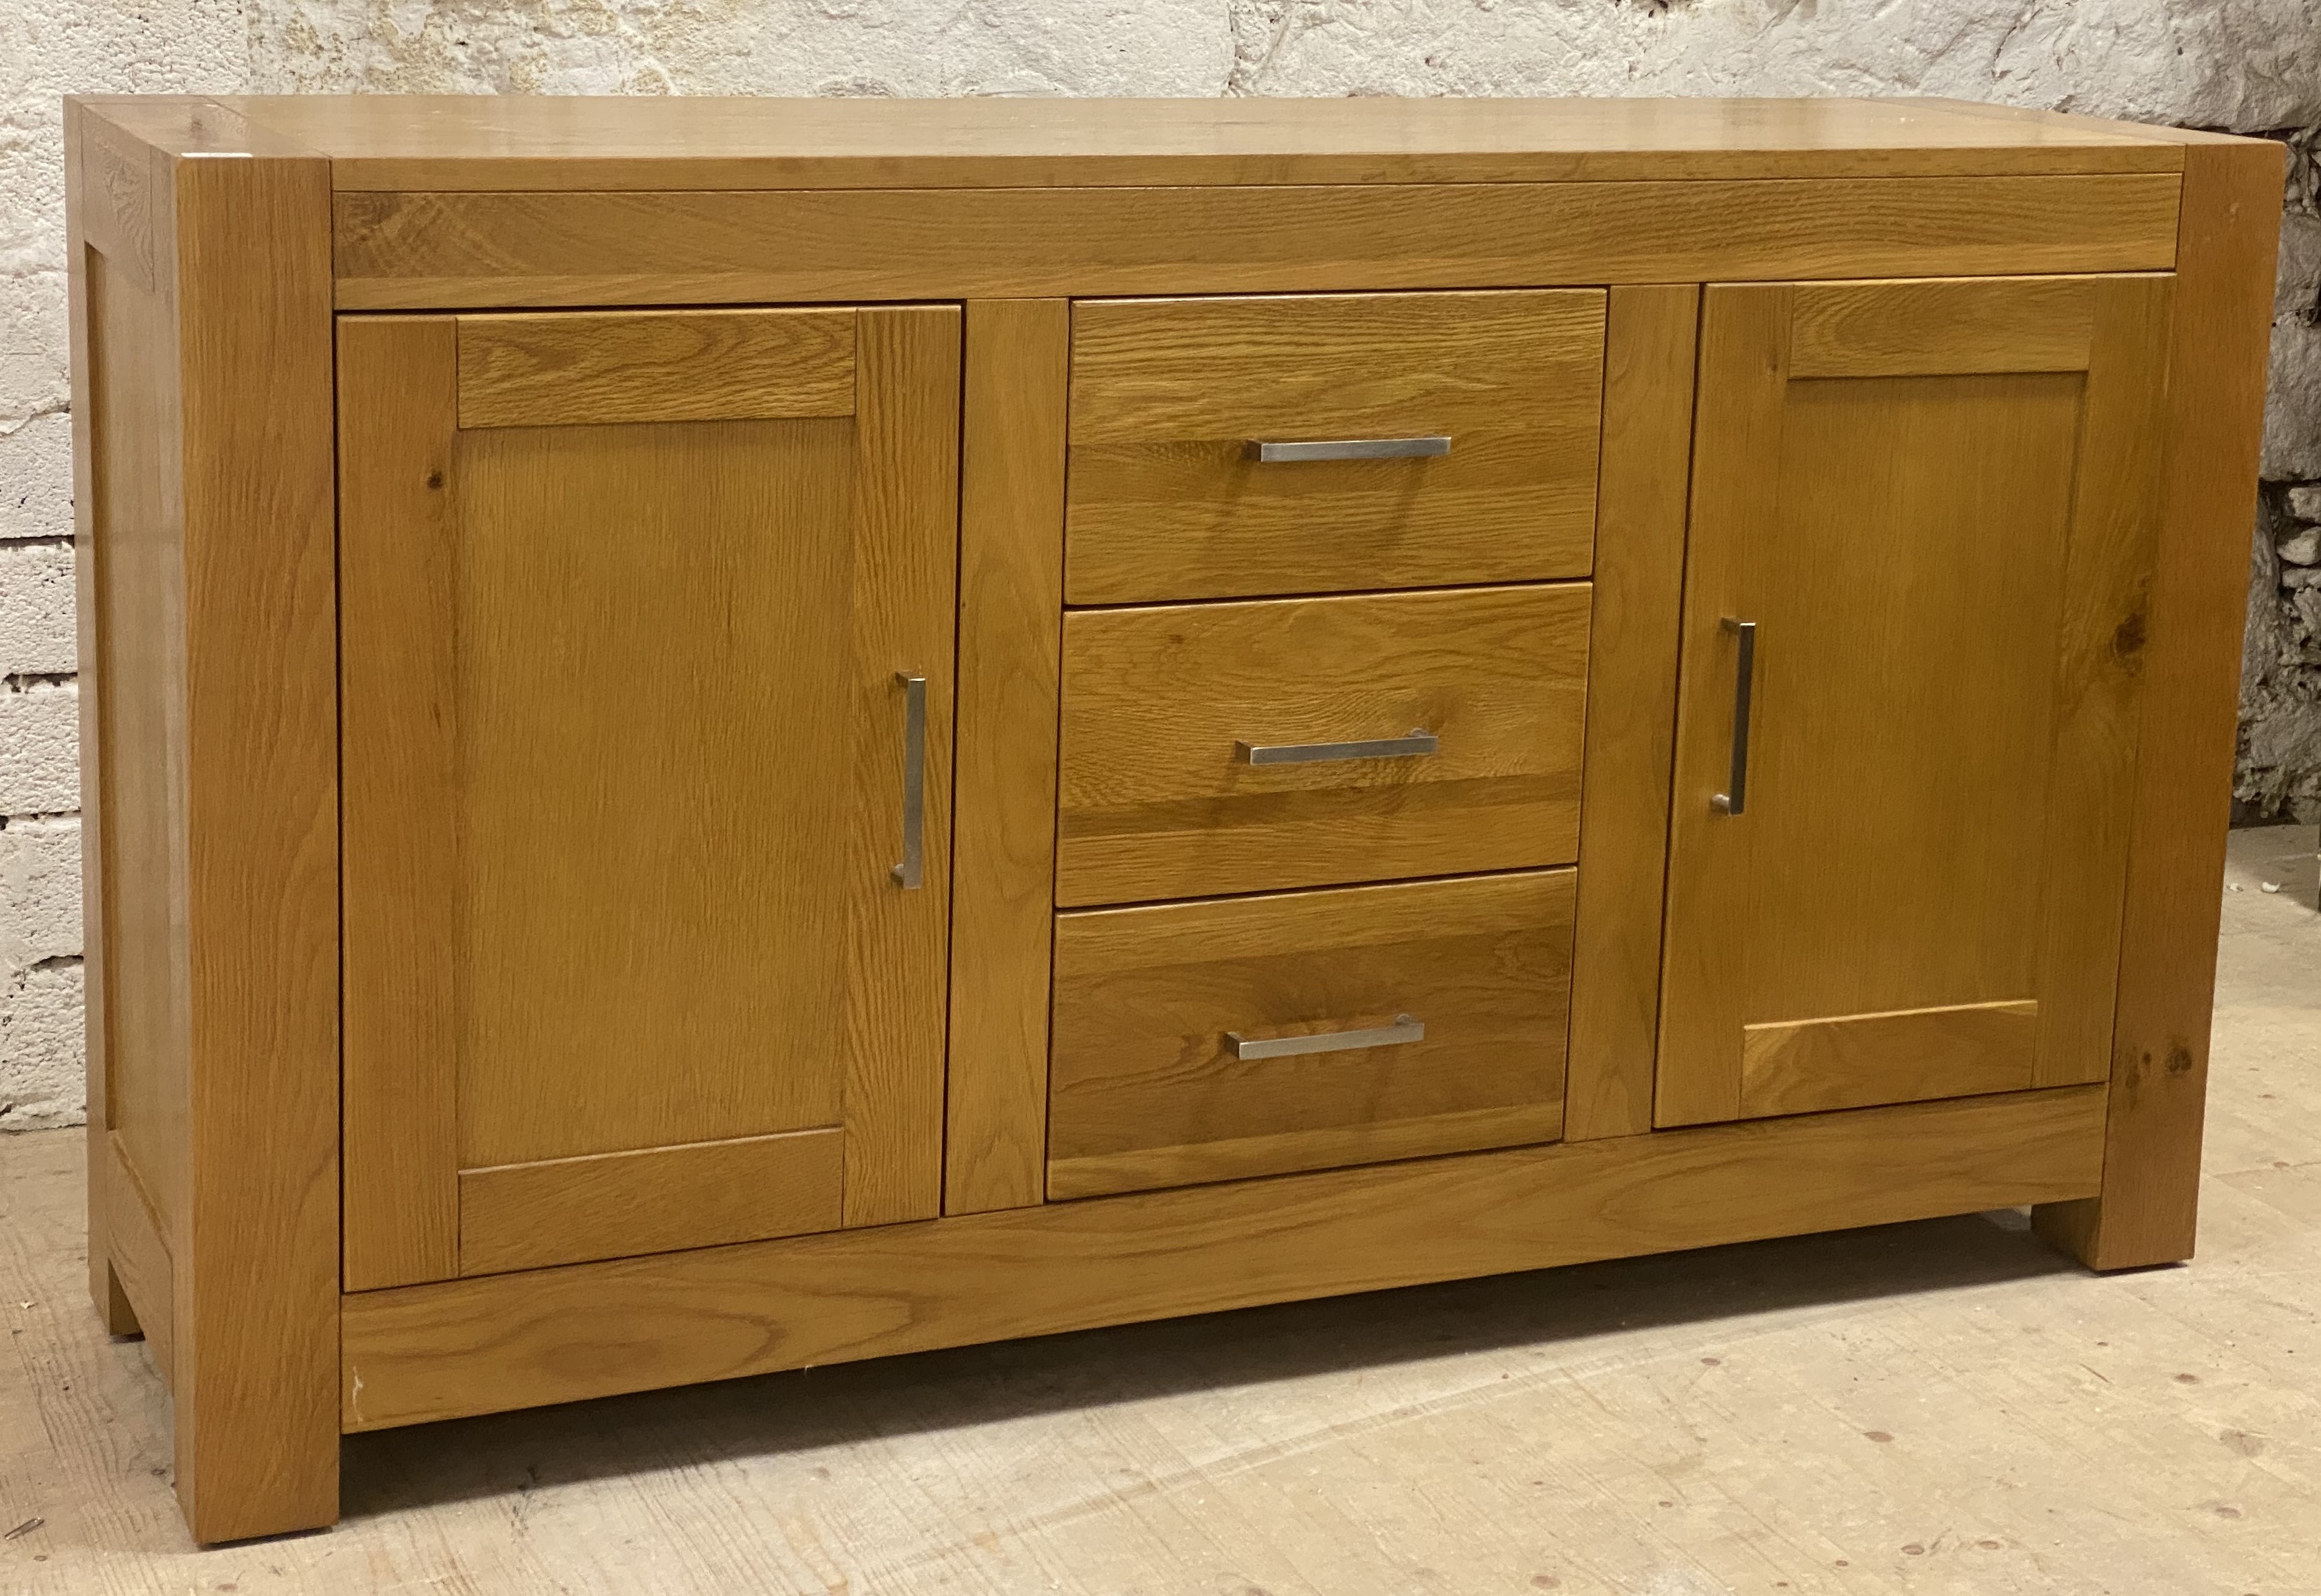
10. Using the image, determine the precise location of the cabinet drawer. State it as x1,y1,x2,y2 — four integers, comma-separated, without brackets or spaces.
1065,291,1607,604
1057,585,1590,906
1049,870,1575,1200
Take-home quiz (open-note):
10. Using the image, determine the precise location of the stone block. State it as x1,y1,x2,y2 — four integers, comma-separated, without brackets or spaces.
0,538,74,674
2264,319,2321,482
2277,210,2321,324
0,681,78,815
0,410,75,544
0,815,81,972
0,960,84,1130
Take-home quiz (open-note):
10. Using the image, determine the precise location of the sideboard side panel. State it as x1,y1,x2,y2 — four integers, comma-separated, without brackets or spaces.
69,100,182,1344
2033,143,2287,1271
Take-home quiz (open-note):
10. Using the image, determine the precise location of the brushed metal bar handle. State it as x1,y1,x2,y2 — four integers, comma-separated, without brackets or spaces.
1236,729,1438,766
1710,618,1756,817
1226,1014,1426,1062
1244,436,1452,463
890,672,926,889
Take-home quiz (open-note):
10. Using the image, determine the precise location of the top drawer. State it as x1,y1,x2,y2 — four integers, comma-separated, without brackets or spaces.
1065,291,1608,605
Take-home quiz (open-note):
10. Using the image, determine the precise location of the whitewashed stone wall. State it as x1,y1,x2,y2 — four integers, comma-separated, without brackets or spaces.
2242,130,2321,820
3,1,2318,1128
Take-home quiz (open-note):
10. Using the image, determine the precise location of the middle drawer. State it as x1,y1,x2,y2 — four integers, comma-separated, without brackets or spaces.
1057,584,1591,906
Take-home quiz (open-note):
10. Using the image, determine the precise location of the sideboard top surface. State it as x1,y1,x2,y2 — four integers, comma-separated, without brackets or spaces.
66,94,2223,192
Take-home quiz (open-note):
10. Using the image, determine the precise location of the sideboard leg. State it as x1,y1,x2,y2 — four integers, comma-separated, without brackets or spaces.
173,129,343,1549
96,1260,143,1338
2032,138,2284,1274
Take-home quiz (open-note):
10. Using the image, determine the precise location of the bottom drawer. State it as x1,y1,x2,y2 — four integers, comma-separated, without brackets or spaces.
1048,869,1575,1200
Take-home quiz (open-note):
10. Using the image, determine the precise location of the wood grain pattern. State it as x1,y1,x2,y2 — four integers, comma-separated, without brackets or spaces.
75,106,159,291
1057,585,1591,906
102,1131,174,1387
2028,273,2173,1088
458,1128,845,1277
2034,141,2288,1271
945,300,1068,1217
1717,369,2063,1050
328,176,2181,310
1065,291,1604,604
1789,275,2098,377
1741,1001,2041,1118
341,1084,2109,1432
82,244,190,1267
171,135,343,1547
180,94,2189,192
456,308,856,429
452,417,858,1165
338,316,461,1292
837,306,961,1229
1563,285,1699,1142
1048,871,1576,1199
1659,276,2168,1132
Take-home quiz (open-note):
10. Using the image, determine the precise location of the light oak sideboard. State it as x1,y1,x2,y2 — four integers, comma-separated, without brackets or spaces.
64,94,2282,1544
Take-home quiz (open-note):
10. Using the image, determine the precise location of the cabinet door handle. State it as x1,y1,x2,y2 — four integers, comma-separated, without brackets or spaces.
1225,1014,1426,1061
1243,436,1452,463
890,672,927,889
1235,729,1438,766
1710,618,1756,817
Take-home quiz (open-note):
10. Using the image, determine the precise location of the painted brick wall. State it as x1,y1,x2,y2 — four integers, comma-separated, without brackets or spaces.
3,1,2318,1127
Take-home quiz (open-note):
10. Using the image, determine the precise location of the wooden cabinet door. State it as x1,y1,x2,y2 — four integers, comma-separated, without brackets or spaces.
1657,277,2171,1128
339,307,960,1286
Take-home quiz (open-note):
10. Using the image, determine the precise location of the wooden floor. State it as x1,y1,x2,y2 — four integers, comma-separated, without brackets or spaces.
4,826,2316,1593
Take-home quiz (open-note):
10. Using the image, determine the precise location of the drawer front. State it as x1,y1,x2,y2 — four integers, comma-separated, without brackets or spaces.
1057,585,1590,906
1049,870,1576,1200
1066,291,1607,604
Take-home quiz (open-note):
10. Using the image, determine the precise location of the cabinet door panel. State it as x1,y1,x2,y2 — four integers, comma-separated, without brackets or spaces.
341,307,960,1287
452,416,857,1167
1657,275,2170,1128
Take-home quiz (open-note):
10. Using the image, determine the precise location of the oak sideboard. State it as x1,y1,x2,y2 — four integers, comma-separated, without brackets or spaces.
63,94,2282,1544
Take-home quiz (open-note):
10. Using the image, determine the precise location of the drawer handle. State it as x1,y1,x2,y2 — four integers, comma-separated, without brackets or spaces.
1226,1014,1426,1061
1244,436,1452,463
1236,729,1438,766
890,672,926,889
1709,618,1756,818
